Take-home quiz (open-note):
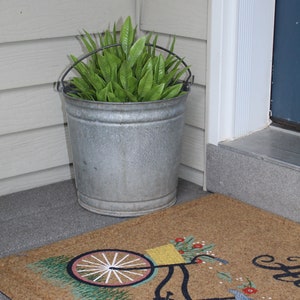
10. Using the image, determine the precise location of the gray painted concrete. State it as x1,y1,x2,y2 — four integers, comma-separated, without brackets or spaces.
0,179,207,259
221,126,300,170
206,127,300,223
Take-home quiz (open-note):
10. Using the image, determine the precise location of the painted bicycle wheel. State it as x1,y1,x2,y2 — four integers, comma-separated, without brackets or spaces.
67,249,155,287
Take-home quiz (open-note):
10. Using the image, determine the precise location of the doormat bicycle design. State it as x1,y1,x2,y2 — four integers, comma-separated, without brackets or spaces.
26,235,299,300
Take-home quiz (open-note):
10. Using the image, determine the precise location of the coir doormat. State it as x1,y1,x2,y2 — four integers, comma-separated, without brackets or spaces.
0,194,299,299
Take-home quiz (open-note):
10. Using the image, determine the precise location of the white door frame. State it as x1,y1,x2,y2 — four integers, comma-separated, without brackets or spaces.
206,0,276,145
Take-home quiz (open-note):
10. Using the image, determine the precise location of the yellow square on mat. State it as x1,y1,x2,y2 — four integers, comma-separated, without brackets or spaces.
146,244,185,265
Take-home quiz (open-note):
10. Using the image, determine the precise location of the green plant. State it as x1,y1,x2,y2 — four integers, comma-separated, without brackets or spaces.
67,16,190,102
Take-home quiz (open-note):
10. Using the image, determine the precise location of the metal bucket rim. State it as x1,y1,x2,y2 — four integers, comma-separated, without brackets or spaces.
62,88,190,108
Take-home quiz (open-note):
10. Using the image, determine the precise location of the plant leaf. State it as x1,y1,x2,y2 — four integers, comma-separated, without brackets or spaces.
162,83,183,99
70,55,88,77
138,69,153,99
217,272,232,283
97,54,111,82
112,82,127,101
127,76,138,94
107,92,120,102
154,54,165,84
172,65,191,84
160,68,179,87
128,36,146,67
134,51,148,80
124,89,138,102
200,244,215,253
165,56,176,71
169,35,176,53
141,57,153,78
145,32,153,45
71,77,91,93
151,34,158,57
98,32,105,48
105,52,122,82
96,85,108,101
165,36,176,67
88,72,106,91
120,16,134,56
112,23,118,44
144,83,165,101
119,61,132,89
104,29,114,47
81,31,97,53
67,19,190,103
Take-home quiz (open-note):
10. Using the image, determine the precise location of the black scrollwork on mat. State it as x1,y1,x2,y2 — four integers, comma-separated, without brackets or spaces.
252,254,300,287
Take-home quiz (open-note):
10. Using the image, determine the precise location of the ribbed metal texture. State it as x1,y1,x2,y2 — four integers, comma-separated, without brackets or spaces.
64,94,188,216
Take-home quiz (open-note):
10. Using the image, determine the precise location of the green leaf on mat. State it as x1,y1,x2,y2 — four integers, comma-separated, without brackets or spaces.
217,272,233,283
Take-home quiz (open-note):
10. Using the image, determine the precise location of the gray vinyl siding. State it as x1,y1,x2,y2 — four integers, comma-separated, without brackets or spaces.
0,0,207,195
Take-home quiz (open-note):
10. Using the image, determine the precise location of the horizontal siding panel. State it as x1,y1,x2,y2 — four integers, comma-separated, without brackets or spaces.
0,37,84,91
0,163,204,198
169,38,206,86
0,0,136,43
152,35,207,86
0,165,73,197
185,85,205,129
0,34,206,91
181,125,205,171
0,125,71,180
0,84,205,136
179,164,204,186
141,0,207,40
0,84,65,135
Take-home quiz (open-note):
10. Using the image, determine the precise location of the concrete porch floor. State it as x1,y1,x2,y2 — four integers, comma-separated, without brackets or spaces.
0,179,207,259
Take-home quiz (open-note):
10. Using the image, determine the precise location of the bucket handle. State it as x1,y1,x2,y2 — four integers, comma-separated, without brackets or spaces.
59,43,194,92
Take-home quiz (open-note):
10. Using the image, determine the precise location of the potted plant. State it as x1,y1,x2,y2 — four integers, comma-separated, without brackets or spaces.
59,16,193,217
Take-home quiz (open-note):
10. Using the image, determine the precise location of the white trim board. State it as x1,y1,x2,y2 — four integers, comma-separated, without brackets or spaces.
206,0,275,145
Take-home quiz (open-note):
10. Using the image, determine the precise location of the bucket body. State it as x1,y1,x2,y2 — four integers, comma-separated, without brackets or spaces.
64,94,188,216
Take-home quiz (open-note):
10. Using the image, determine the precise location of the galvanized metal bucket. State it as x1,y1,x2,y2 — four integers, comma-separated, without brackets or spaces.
60,44,193,217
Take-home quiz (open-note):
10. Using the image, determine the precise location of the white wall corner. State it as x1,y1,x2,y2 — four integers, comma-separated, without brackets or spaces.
206,0,276,146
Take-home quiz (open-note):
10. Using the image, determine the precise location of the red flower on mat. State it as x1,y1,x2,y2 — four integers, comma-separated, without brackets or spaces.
195,258,203,264
242,287,258,295
178,250,185,254
192,243,203,249
175,237,185,243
